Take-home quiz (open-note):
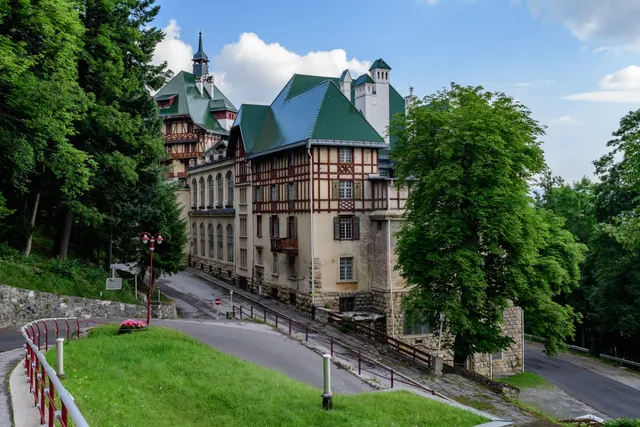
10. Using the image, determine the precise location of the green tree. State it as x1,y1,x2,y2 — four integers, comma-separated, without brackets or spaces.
390,83,584,360
0,0,93,255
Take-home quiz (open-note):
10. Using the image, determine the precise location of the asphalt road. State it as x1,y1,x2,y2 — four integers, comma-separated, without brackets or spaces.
157,319,371,394
525,344,640,419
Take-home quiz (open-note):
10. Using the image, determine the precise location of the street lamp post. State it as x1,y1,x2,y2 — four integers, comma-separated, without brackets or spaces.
139,231,166,325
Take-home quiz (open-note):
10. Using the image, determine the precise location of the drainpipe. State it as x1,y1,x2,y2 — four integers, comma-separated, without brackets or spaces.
387,180,394,337
307,142,315,306
250,159,258,295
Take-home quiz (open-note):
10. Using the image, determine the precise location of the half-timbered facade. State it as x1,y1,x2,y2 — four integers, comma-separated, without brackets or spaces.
154,33,237,181
182,59,523,376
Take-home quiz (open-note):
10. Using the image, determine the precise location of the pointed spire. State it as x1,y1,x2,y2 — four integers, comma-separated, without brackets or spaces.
192,31,209,62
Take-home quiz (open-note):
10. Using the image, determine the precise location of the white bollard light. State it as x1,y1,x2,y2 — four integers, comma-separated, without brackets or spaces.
56,338,65,378
322,354,333,409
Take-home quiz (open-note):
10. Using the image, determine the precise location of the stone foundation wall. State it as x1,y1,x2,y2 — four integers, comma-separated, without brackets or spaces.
0,284,177,328
190,256,235,284
469,305,523,378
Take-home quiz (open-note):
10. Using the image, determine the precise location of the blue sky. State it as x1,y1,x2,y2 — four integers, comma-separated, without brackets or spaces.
151,0,640,182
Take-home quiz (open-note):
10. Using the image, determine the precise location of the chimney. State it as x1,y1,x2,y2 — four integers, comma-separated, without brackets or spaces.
208,75,215,99
196,77,204,96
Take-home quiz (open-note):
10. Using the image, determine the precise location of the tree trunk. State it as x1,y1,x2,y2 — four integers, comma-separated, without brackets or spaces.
23,186,41,257
58,209,74,260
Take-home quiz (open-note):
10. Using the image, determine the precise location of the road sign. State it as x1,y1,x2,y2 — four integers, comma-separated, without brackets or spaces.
214,297,221,306
106,278,122,290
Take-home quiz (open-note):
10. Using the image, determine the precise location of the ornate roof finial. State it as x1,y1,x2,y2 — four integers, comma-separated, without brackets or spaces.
193,31,209,62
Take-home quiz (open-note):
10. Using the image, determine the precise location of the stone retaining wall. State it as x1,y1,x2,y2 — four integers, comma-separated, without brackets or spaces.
0,284,177,328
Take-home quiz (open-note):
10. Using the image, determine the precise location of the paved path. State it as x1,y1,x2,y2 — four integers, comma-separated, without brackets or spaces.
156,319,371,394
525,343,640,419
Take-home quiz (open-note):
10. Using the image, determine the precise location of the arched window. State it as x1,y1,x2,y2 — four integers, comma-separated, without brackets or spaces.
207,175,214,207
199,223,205,256
227,224,234,263
208,223,214,258
191,179,197,207
226,171,234,205
199,177,205,208
216,173,223,207
192,223,197,255
217,223,223,260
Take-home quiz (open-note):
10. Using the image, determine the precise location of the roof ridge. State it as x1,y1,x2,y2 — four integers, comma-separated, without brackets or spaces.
286,77,332,100
308,81,332,138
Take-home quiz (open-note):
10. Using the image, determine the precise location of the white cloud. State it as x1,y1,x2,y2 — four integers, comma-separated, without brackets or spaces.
599,65,640,90
525,0,640,51
152,20,193,75
548,115,580,126
516,82,534,87
563,91,640,103
564,65,640,102
152,25,372,106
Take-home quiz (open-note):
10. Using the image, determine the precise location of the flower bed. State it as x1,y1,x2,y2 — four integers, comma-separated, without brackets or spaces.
118,319,147,334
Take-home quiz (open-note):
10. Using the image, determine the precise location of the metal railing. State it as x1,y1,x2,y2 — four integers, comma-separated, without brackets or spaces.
231,304,445,398
326,311,433,369
21,318,105,427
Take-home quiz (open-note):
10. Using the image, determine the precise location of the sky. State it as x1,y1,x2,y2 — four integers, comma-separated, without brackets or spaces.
151,0,640,183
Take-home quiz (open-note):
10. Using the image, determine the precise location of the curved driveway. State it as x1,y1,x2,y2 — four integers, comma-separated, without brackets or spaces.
156,319,371,394
525,343,640,419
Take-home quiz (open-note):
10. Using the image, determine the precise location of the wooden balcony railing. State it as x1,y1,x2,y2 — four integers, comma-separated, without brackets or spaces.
270,238,298,254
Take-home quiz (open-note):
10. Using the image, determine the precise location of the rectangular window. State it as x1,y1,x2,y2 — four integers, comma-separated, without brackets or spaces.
339,147,353,163
255,161,261,173
240,217,247,237
287,183,295,201
272,253,278,275
255,186,263,202
334,216,359,240
339,296,355,312
339,180,353,199
271,184,278,201
287,216,297,239
240,249,248,269
270,215,279,238
187,122,193,133
257,248,263,265
339,257,354,281
256,215,262,237
339,216,353,239
491,352,503,361
165,124,172,135
403,315,434,336
239,188,247,205
288,256,297,278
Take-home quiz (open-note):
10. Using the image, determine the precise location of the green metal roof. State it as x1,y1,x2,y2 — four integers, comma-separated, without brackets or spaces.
209,98,237,112
369,58,391,71
233,75,385,157
154,71,236,135
353,74,374,87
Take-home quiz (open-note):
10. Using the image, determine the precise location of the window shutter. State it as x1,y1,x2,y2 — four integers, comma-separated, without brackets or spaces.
334,216,340,240
294,183,298,200
332,180,339,200
353,216,360,240
269,217,272,237
354,181,362,200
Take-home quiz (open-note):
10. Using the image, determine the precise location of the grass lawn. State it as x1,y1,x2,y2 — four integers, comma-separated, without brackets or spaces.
48,326,488,427
497,371,551,389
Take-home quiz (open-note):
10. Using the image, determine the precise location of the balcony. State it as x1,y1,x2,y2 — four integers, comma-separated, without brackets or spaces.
271,238,298,255
170,152,203,160
164,132,199,143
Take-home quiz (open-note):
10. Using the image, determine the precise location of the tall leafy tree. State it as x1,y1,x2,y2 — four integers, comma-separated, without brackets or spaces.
390,84,585,360
0,0,93,255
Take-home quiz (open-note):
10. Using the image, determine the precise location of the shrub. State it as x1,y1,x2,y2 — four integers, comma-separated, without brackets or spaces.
604,419,640,427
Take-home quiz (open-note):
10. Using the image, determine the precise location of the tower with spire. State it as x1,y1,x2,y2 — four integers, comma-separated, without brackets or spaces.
192,32,209,77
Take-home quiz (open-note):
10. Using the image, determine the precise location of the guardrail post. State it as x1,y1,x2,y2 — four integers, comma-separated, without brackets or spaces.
275,314,278,328
75,319,80,339
322,354,333,410
62,403,68,426
44,323,49,351
40,364,45,424
305,327,309,342
390,370,394,388
239,306,243,319
250,306,253,319
48,379,55,427
264,309,267,322
56,338,65,378
288,318,292,335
